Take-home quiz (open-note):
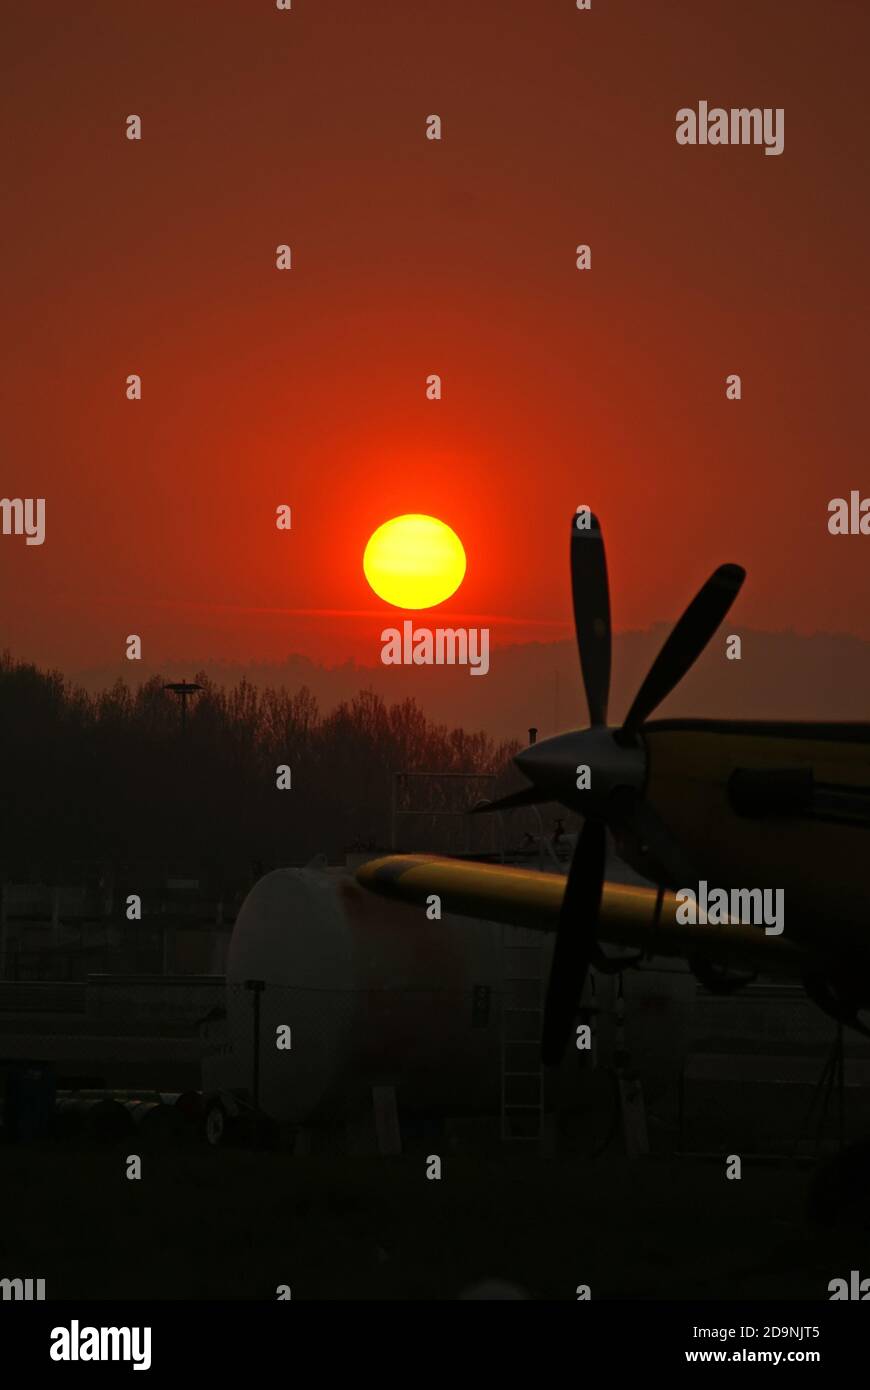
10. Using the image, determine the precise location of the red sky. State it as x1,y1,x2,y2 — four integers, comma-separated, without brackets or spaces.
3,0,869,675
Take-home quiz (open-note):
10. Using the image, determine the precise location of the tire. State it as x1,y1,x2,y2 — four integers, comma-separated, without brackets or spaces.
204,1098,229,1148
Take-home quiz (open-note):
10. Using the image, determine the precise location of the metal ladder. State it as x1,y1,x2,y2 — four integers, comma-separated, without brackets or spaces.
500,925,545,1140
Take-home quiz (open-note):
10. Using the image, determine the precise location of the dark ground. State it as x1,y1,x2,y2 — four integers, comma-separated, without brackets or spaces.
3,1143,870,1300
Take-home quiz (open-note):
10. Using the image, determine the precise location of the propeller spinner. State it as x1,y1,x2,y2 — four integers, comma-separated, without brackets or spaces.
476,513,745,1065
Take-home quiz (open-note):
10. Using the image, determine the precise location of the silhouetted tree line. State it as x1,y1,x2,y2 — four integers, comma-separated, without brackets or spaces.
0,653,519,885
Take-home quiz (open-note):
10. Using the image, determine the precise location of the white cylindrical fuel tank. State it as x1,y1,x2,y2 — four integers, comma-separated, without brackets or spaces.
223,863,546,1125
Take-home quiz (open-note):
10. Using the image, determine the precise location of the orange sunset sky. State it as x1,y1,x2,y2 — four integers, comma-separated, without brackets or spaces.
2,0,869,677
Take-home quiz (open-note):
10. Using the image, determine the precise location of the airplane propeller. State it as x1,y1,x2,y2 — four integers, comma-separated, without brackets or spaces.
476,512,745,1065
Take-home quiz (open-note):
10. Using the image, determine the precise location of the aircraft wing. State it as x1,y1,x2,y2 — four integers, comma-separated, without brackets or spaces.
355,854,805,974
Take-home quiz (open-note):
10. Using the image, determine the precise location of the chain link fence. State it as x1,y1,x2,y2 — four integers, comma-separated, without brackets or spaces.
5,971,870,1156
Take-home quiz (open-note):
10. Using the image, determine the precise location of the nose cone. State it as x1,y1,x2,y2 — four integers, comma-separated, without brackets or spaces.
514,726,645,815
515,731,587,798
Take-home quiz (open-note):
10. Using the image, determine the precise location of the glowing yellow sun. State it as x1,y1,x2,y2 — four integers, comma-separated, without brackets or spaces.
363,514,466,609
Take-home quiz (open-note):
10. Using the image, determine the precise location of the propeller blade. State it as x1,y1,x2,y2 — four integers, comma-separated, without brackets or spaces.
541,818,606,1066
624,797,697,890
571,511,611,727
621,563,745,739
469,786,544,814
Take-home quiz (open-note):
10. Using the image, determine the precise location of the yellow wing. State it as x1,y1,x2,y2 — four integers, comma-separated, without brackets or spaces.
356,854,804,974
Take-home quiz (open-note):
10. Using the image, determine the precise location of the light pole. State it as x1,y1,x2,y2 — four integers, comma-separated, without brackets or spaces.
163,680,203,735
244,978,265,1146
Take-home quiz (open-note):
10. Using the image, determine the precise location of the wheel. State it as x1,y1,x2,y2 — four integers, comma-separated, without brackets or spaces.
204,1098,229,1148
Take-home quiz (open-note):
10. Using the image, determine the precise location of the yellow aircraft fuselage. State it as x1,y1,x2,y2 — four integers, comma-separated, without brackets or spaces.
641,719,870,958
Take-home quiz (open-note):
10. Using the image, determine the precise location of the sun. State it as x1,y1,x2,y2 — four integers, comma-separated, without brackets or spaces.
363,514,466,610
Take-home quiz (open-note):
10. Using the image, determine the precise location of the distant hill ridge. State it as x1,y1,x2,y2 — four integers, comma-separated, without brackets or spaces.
69,628,870,744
